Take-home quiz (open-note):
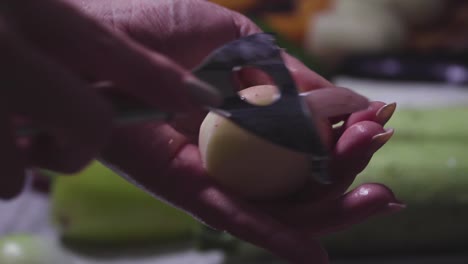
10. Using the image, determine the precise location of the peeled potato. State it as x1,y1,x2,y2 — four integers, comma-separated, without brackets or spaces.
199,85,331,200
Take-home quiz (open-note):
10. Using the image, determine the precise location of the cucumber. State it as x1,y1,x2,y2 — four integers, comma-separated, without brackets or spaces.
50,161,201,248
385,107,468,140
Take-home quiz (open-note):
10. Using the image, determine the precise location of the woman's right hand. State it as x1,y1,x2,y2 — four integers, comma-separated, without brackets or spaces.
0,0,221,199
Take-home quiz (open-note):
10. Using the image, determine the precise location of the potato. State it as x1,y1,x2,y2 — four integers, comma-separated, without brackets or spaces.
198,85,331,200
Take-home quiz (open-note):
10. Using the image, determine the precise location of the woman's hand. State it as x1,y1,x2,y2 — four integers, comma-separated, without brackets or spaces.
4,0,403,263
0,0,222,198
69,1,404,263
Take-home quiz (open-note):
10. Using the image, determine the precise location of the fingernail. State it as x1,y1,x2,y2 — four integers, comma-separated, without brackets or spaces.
385,202,407,214
184,76,222,107
370,128,394,152
375,102,397,125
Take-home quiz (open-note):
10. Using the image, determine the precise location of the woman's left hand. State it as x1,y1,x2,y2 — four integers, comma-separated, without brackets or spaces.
68,1,404,263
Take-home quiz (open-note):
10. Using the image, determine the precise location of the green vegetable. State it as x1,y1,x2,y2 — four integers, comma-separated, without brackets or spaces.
50,161,201,248
0,234,74,264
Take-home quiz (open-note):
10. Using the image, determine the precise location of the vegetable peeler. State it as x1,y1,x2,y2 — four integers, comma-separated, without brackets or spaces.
17,33,332,184
193,33,331,184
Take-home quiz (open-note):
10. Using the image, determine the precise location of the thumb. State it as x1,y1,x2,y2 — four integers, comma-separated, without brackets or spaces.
12,0,222,112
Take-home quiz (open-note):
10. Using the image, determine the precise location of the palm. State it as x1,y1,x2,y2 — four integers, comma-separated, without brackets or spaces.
74,0,401,262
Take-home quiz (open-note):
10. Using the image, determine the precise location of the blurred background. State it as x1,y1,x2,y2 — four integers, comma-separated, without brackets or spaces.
1,0,467,263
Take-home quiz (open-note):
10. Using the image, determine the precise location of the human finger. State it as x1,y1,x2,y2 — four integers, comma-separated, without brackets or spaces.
265,183,405,236
301,87,369,119
332,101,396,142
5,0,221,111
291,120,393,202
1,25,113,173
345,101,397,128
326,121,394,199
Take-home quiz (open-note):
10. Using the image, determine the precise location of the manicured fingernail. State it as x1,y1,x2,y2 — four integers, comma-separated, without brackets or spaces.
376,102,397,125
386,202,407,213
184,76,222,107
370,128,394,152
